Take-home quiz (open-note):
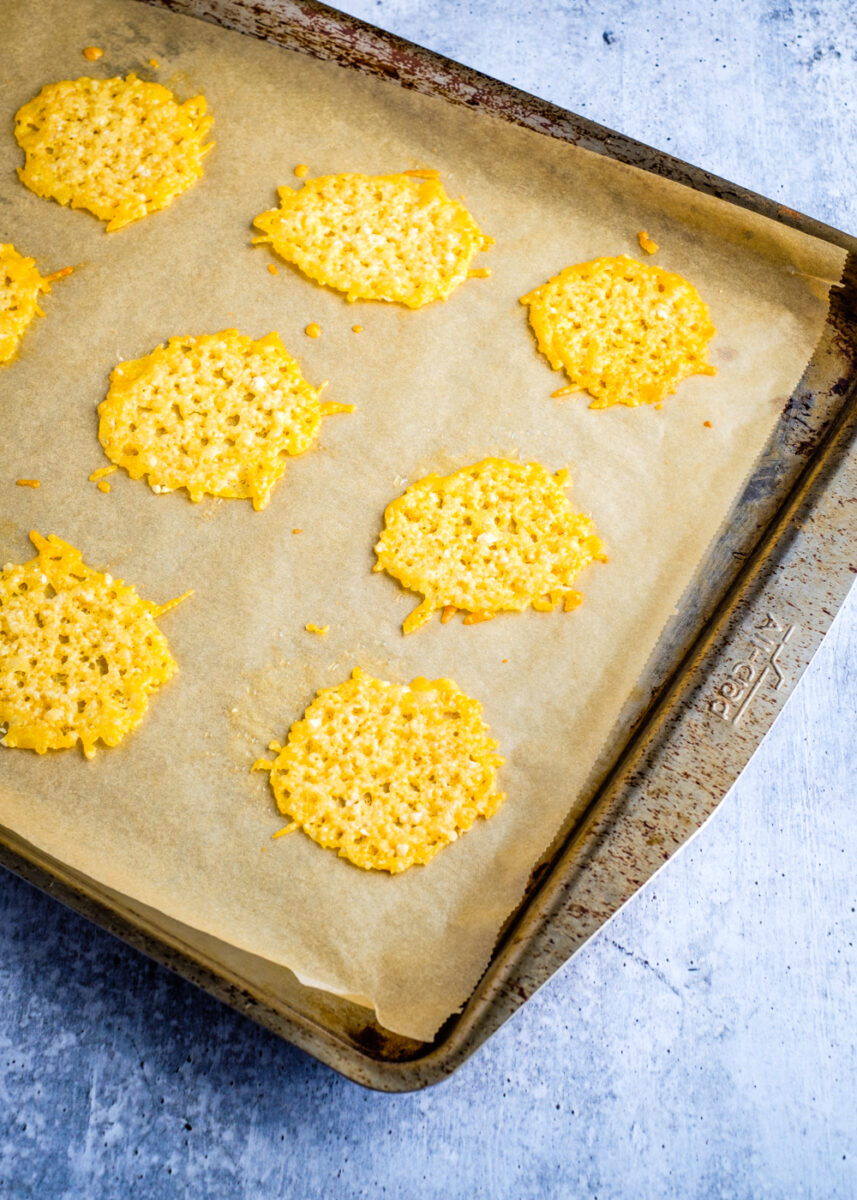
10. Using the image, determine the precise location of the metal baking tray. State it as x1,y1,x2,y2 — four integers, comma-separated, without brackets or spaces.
2,0,856,1091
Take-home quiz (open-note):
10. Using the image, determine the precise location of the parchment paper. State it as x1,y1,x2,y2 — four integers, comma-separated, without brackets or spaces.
0,0,845,1041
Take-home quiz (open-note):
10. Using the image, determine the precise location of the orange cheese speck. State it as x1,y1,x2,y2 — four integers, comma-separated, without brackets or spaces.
273,821,299,838
352,324,363,333
294,164,310,179
637,230,659,254
462,611,494,626
305,622,329,635
404,168,440,179
89,465,117,482
468,268,491,278
501,658,508,663
292,528,302,535
148,58,159,68
704,420,713,428
83,46,103,61
97,480,111,493
44,266,74,284
267,263,278,275
305,323,321,338
15,478,40,488
440,605,457,624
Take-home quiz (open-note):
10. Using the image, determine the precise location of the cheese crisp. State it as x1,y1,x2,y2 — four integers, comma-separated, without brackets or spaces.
98,330,351,510
260,668,504,873
15,75,213,231
0,533,186,758
521,255,716,408
252,172,492,308
375,457,604,634
0,244,68,364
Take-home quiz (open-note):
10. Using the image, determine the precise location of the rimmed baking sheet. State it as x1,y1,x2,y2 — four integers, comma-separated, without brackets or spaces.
1,0,855,1088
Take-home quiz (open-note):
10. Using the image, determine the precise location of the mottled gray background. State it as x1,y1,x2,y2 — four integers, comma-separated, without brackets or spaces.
2,2,856,1196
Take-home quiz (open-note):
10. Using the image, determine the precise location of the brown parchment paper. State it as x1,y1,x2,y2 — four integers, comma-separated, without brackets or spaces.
0,0,846,1041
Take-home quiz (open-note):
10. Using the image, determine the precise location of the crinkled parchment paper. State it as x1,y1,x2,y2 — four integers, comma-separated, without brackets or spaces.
0,0,845,1040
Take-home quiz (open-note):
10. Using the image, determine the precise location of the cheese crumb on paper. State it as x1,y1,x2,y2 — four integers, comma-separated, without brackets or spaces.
520,255,716,408
15,75,213,231
263,668,504,873
0,243,69,365
0,532,187,758
98,330,352,511
252,172,492,308
88,465,116,482
375,457,605,634
637,230,659,254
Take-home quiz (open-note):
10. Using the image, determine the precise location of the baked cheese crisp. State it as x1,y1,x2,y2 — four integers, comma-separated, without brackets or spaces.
375,458,605,634
0,533,187,758
98,330,351,510
252,172,492,308
15,75,213,231
521,255,716,408
0,244,69,365
259,668,504,873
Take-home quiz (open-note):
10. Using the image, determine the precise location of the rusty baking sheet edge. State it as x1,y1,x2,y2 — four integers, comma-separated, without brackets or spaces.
1,0,855,1091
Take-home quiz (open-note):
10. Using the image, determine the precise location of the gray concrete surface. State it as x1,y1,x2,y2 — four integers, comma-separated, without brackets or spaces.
2,2,856,1196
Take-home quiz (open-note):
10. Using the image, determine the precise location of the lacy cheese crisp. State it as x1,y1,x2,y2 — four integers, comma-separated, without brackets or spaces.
0,533,187,758
259,668,504,873
15,75,213,231
521,255,716,408
0,244,69,364
375,457,605,634
252,171,492,308
98,330,351,510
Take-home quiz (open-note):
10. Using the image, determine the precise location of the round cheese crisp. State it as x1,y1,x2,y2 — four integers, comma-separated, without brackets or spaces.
520,255,716,408
262,668,504,873
98,330,351,510
253,172,492,308
15,74,213,231
0,244,54,364
0,533,187,758
374,457,605,633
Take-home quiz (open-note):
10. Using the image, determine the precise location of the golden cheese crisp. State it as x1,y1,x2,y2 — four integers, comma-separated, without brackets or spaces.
0,532,187,758
252,172,492,308
98,330,351,511
375,457,604,634
15,75,213,231
521,255,716,408
259,668,504,873
0,244,69,365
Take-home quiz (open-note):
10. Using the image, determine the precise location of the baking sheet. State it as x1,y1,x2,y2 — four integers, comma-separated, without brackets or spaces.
0,0,845,1041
